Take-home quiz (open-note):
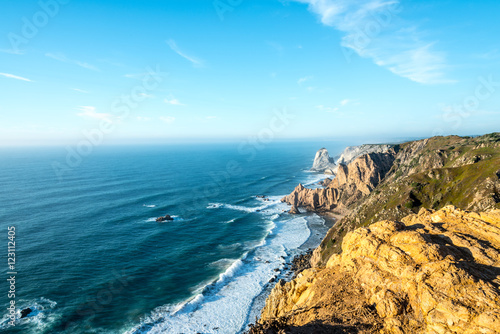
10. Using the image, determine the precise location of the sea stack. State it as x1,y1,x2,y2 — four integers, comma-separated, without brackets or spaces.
310,148,337,174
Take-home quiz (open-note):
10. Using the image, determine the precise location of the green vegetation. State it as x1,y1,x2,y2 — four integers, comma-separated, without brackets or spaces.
316,133,500,266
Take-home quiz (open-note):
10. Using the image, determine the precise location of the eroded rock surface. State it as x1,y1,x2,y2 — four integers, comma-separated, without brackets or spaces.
259,206,500,334
282,152,395,212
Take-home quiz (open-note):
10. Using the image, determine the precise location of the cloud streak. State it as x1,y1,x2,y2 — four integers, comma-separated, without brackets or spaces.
294,0,453,84
160,116,176,124
166,39,204,67
0,72,32,82
76,106,114,121
46,53,99,71
164,97,185,106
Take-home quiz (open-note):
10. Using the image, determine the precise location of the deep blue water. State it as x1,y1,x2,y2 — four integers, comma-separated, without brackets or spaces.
0,141,347,333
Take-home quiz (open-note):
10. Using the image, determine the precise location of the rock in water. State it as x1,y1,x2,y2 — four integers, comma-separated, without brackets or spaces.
20,308,32,319
288,206,301,214
156,215,174,222
310,148,337,174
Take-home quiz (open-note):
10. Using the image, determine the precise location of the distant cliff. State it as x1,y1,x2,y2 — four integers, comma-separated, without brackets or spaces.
310,144,393,174
283,151,396,213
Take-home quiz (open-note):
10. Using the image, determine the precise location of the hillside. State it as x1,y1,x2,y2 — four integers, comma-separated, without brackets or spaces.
306,133,500,265
251,206,500,333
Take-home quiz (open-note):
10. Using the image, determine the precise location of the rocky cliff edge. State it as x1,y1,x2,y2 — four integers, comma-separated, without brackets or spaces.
254,206,500,334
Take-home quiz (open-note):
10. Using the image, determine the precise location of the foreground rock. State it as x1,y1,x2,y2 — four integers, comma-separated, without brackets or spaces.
156,215,174,222
257,206,500,333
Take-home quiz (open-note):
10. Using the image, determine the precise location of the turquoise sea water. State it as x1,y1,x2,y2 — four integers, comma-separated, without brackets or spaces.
0,141,347,333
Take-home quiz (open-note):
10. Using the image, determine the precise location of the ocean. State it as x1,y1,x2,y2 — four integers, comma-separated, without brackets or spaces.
0,141,347,333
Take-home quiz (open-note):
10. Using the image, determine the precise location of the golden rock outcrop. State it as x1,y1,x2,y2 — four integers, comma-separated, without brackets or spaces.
258,206,500,333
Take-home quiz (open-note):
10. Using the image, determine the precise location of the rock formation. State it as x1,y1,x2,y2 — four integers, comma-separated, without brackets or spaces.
20,308,32,319
257,206,500,334
282,152,395,212
336,144,393,165
310,148,337,174
156,215,174,222
309,133,500,266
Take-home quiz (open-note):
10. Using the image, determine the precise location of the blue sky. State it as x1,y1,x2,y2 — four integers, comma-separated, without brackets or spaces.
1,0,499,146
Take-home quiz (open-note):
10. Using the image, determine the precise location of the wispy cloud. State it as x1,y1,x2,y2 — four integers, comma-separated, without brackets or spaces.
316,105,339,113
340,99,351,106
160,116,176,124
72,88,89,93
164,97,185,106
0,48,24,55
294,0,453,84
298,76,313,85
46,53,99,71
166,39,204,67
0,72,32,82
76,106,114,121
316,98,356,113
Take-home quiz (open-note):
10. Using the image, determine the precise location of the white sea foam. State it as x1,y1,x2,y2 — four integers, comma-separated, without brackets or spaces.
302,172,333,187
0,297,59,333
124,200,311,334
143,204,156,208
145,215,184,223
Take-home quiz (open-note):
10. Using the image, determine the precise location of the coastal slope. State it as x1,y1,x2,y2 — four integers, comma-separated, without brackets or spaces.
254,206,500,333
289,133,500,265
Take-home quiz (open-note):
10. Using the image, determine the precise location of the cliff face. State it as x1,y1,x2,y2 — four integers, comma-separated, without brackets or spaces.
256,207,500,334
313,133,500,265
282,151,396,213
336,144,393,165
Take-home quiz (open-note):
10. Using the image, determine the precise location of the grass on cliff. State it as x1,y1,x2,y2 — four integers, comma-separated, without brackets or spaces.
316,133,500,266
